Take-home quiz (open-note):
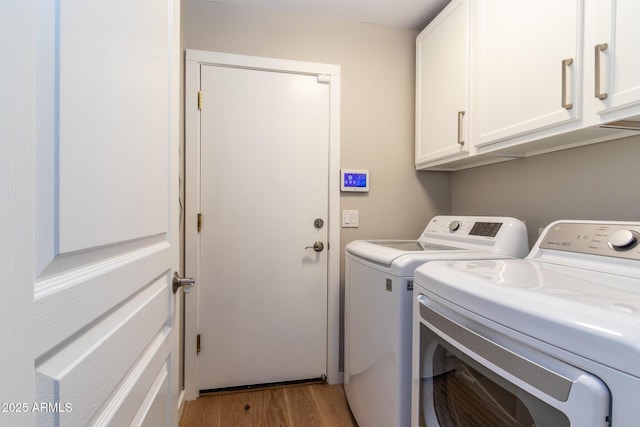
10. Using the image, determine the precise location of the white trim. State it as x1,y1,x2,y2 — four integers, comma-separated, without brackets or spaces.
184,57,201,400
177,389,186,420
327,71,341,385
184,50,341,399
186,49,340,76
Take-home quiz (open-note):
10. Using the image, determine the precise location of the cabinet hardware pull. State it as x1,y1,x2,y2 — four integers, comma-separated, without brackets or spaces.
457,111,465,146
595,43,608,100
561,58,574,110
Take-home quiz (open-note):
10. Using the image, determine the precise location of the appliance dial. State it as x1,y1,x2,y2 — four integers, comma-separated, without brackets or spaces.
449,220,461,232
608,229,639,251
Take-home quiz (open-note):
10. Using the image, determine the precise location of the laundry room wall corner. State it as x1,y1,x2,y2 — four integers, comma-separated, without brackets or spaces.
451,136,640,246
185,0,452,376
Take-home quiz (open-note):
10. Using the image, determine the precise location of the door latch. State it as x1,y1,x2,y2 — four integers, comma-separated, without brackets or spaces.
172,272,196,294
305,241,324,252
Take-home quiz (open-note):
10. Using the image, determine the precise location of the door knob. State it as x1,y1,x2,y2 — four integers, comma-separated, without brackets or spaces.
172,271,196,294
305,241,324,252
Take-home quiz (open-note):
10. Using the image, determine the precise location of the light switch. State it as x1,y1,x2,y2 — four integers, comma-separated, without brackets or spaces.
342,210,359,228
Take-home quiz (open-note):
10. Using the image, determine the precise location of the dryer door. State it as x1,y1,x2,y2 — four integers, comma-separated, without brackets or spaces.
412,294,611,427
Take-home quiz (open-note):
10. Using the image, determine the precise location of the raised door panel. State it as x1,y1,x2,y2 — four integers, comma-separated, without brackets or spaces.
473,0,582,147
57,1,169,253
589,0,640,121
416,0,469,168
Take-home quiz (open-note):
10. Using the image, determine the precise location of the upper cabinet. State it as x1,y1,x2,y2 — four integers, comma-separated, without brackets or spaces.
415,0,470,169
416,0,640,170
472,0,582,149
587,0,640,124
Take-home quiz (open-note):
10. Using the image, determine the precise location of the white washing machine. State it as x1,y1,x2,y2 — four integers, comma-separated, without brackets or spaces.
344,215,528,427
412,220,640,426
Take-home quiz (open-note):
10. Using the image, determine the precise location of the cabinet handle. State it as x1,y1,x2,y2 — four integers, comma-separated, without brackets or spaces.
595,43,608,100
561,58,573,110
457,111,465,146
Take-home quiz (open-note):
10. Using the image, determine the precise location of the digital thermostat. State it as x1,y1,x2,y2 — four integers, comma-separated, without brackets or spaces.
341,169,369,192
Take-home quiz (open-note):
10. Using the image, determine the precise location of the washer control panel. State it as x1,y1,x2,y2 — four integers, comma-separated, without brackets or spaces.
539,222,640,260
425,217,504,238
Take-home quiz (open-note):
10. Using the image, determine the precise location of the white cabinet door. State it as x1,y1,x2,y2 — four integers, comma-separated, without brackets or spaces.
588,0,640,122
473,0,582,147
416,0,470,168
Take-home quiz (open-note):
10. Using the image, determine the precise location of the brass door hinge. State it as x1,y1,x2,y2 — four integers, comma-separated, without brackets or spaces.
197,334,201,354
197,91,203,110
197,213,202,232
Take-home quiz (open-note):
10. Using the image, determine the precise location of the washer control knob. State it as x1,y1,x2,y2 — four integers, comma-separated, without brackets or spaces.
449,220,461,233
608,229,638,251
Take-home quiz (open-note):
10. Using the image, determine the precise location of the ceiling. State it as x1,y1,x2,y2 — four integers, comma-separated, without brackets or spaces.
205,0,451,30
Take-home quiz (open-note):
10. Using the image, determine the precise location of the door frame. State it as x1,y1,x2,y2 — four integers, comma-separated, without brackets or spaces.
184,49,341,399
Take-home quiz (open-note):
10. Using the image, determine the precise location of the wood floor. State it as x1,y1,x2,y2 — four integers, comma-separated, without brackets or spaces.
179,383,359,427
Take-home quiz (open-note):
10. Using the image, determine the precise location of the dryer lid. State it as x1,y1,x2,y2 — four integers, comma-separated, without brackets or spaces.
345,239,467,267
414,258,640,378
372,241,457,251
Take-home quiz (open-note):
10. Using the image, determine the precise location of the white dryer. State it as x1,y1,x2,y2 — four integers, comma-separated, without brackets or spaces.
344,215,528,427
412,220,640,426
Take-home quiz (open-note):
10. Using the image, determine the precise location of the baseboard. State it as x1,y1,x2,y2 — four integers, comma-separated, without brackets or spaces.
178,389,186,419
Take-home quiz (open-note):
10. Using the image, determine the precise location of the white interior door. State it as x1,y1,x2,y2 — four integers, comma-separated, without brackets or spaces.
2,1,181,425
196,63,331,391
